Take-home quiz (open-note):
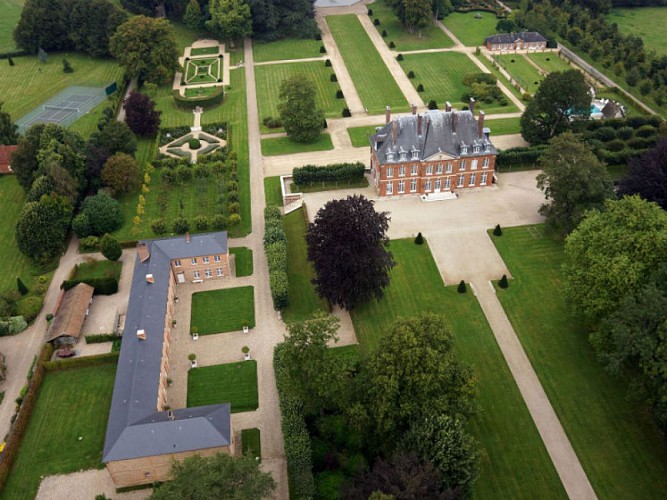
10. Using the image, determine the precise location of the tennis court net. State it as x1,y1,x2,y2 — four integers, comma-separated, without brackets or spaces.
43,105,80,113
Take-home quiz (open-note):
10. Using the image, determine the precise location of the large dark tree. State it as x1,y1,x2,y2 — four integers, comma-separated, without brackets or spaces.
207,0,253,41
278,75,324,143
150,453,276,500
68,0,127,56
520,70,591,144
123,91,161,136
73,191,123,237
346,452,455,500
101,153,141,195
90,120,137,157
0,102,18,145
306,195,395,310
618,138,667,210
248,0,317,40
110,16,179,84
10,124,46,191
15,193,72,262
536,132,614,236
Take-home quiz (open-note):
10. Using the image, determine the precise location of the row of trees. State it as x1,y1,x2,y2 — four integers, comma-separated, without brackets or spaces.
279,312,479,497
14,0,127,55
384,0,450,34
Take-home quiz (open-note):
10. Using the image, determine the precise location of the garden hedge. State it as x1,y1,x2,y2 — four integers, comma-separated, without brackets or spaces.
61,276,118,295
172,88,224,110
85,333,121,344
264,208,289,310
293,162,365,186
274,344,316,499
43,351,119,371
496,145,548,170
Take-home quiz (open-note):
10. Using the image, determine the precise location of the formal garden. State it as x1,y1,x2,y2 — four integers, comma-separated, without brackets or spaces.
187,360,258,412
190,286,255,335
229,247,253,277
253,37,323,63
493,54,545,94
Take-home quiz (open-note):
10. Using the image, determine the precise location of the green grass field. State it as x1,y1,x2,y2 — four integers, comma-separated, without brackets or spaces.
327,15,408,114
190,46,219,56
442,12,499,47
350,239,566,498
0,176,50,294
191,286,255,335
242,428,261,459
370,0,454,50
485,116,521,135
495,54,544,94
230,247,253,277
475,53,526,102
283,207,328,323
293,178,368,193
348,125,379,148
608,7,667,56
0,53,123,123
527,52,573,74
261,133,333,156
0,0,23,52
253,38,323,63
187,361,258,412
68,98,114,139
400,52,518,113
72,259,122,281
491,225,667,498
264,176,283,207
1,362,117,500
255,61,344,121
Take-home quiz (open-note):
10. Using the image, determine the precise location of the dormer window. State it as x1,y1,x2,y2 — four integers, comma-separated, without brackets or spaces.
387,152,395,162
461,144,468,155
399,151,407,161
473,144,480,153
411,149,419,160
484,141,491,152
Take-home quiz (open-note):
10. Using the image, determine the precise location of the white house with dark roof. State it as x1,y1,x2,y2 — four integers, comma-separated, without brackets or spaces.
484,31,547,51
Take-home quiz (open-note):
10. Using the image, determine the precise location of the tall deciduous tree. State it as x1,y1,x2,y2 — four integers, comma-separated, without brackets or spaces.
150,453,276,500
74,191,123,237
110,16,179,84
402,0,433,34
123,91,161,137
183,0,204,30
248,0,317,40
536,132,614,236
520,70,591,144
100,233,122,261
11,124,46,190
14,0,73,52
278,75,325,143
15,193,73,262
207,0,253,41
306,195,395,310
618,138,667,210
101,153,141,194
68,0,127,56
564,195,667,322
0,102,18,145
361,314,475,448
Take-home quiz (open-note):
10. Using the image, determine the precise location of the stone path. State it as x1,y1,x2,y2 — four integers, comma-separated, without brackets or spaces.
254,56,327,67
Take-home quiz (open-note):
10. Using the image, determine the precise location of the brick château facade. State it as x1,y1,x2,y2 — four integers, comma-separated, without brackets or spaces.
370,103,497,197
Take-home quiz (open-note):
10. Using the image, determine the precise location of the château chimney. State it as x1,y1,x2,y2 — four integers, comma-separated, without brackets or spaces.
385,106,391,124
477,111,485,138
185,232,190,244
137,242,150,263
445,101,452,112
469,97,476,116
411,103,417,115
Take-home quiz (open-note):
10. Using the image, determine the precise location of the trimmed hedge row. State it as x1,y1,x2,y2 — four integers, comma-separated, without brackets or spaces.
264,207,289,310
85,333,121,344
0,50,31,60
172,88,224,110
496,145,548,170
293,162,366,186
61,276,118,295
43,351,119,370
274,344,316,499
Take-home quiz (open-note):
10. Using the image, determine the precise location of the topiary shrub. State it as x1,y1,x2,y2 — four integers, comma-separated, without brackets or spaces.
389,41,396,48
367,8,373,15
335,89,344,99
457,280,467,293
320,45,326,53
396,53,403,61
315,33,322,41
227,213,241,226
407,70,416,79
417,83,424,92
325,59,332,67
188,138,201,150
342,108,351,117
330,73,337,82
382,30,387,37
151,218,168,235
16,278,28,296
428,99,438,110
414,232,424,245
173,217,190,234
498,274,509,288
374,18,380,26
100,234,122,261
493,224,502,236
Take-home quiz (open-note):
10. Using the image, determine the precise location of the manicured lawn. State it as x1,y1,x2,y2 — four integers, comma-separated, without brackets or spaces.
255,61,344,122
68,98,113,139
264,176,283,207
253,38,323,63
400,52,518,113
0,53,123,123
72,259,122,281
485,117,521,135
491,225,667,498
442,12,499,47
0,176,49,294
187,360,258,412
261,133,333,156
293,178,368,193
242,428,261,459
282,207,328,323
495,54,544,94
370,0,454,50
184,86,220,98
1,362,117,500
327,15,409,114
191,286,255,335
608,7,667,56
0,0,24,52
527,52,574,74
350,239,566,498
475,53,526,102
191,46,219,56
348,125,379,148
230,247,253,277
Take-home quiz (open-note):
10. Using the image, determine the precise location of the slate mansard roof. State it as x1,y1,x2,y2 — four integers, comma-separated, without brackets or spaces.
484,31,547,45
370,110,496,165
103,232,230,463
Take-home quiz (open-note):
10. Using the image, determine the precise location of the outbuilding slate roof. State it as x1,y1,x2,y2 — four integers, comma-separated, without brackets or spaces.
0,145,18,174
46,283,94,343
484,31,547,45
370,110,496,165
103,232,231,463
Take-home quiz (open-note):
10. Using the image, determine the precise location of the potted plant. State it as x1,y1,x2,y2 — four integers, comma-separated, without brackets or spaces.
191,326,199,340
242,320,249,334
242,346,251,361
188,353,197,368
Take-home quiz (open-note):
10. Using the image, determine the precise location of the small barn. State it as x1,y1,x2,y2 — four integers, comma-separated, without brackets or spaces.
46,283,94,346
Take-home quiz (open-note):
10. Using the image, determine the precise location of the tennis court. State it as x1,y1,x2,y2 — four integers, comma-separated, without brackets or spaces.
16,85,112,133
